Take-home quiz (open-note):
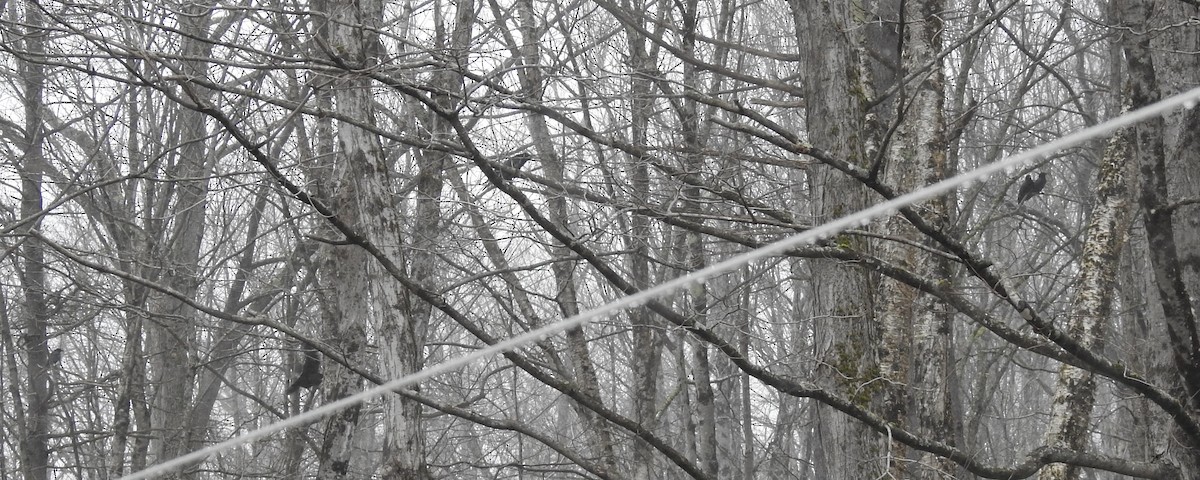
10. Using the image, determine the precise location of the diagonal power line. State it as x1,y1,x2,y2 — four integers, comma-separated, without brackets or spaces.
119,86,1200,480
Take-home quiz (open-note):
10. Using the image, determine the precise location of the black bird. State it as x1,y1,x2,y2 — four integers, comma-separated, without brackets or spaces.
498,153,533,181
286,345,323,394
48,348,62,365
1016,172,1047,204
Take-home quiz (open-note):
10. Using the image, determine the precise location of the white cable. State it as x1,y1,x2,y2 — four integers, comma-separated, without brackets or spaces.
119,86,1200,480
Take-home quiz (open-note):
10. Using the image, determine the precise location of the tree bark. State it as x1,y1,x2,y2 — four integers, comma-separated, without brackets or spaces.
511,0,619,472
675,0,720,474
145,3,216,473
16,1,51,476
804,69,879,479
789,0,884,477
310,0,416,477
1115,0,1200,475
1117,0,1200,422
1037,124,1135,480
876,0,957,477
614,1,668,477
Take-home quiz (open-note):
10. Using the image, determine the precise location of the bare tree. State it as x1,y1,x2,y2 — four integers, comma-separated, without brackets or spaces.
2,0,1200,479
12,1,52,478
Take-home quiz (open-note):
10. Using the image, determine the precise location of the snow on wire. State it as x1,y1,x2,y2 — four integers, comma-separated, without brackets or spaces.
119,86,1200,480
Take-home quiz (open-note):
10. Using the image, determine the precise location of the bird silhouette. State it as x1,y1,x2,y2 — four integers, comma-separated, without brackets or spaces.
286,345,323,394
48,348,62,365
1016,172,1046,204
498,153,533,181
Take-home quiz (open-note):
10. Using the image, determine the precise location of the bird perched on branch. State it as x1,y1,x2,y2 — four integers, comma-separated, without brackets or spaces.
498,152,534,181
286,345,323,394
1016,172,1047,204
48,348,62,365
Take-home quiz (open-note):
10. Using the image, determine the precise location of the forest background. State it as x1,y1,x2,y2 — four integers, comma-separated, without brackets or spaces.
2,0,1200,479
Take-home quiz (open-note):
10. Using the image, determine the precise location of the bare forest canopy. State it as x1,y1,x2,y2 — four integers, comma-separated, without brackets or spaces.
1,1,1199,479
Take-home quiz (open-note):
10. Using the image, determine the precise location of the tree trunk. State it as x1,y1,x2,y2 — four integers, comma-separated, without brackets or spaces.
616,1,666,477
511,0,619,472
145,4,215,472
311,0,429,477
16,1,51,476
614,0,672,475
789,0,883,477
1116,0,1200,474
1038,124,1135,480
876,0,956,477
670,0,722,473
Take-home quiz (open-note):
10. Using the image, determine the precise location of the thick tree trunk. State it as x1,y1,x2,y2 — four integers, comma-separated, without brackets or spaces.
689,297,719,478
876,0,956,477
1118,0,1200,409
1155,0,1200,340
311,0,430,477
1038,124,1135,480
789,0,884,478
378,0,466,476
671,0,722,473
313,235,371,478
16,2,51,476
307,0,422,477
1116,0,1200,474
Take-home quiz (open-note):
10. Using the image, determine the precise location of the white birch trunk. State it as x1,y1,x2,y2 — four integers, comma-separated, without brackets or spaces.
1037,121,1135,480
312,0,427,476
877,0,956,477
